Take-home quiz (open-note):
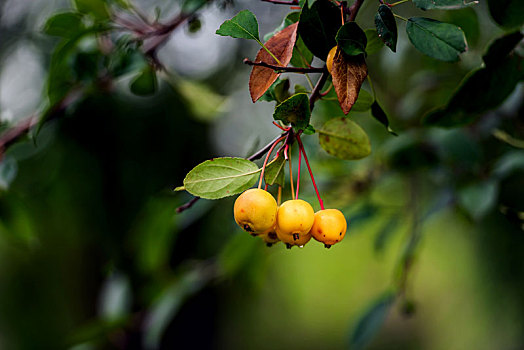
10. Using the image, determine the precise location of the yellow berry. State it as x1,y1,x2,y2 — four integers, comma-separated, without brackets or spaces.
234,188,277,234
275,199,315,247
310,209,347,248
326,46,337,74
258,226,280,247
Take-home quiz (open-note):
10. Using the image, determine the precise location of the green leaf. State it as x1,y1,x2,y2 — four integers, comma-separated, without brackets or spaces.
264,12,300,41
294,84,308,94
483,31,523,67
351,89,374,112
175,78,229,121
423,54,524,127
73,0,110,19
260,78,291,104
350,292,395,350
43,12,85,38
413,0,477,10
375,5,397,52
493,151,524,179
183,157,261,199
273,93,311,130
487,0,524,28
318,117,371,160
182,0,208,14
298,0,341,60
458,180,499,220
130,65,158,96
303,124,316,135
371,101,397,135
365,29,384,55
336,22,367,56
264,155,286,187
406,17,467,62
0,157,18,190
290,36,314,68
216,10,260,41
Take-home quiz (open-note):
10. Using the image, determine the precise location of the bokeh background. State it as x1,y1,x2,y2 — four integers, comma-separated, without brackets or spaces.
0,0,523,349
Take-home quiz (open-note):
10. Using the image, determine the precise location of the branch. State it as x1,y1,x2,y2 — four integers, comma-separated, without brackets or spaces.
309,68,329,111
243,59,325,74
348,0,365,21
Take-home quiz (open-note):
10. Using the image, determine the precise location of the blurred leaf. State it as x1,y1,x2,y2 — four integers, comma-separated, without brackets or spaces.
348,203,378,227
260,78,291,104
365,29,384,55
175,78,229,121
371,101,397,135
444,7,480,46
216,10,260,41
413,0,477,10
336,22,367,56
374,216,400,253
375,5,397,52
406,17,467,62
0,157,18,190
98,273,131,321
73,0,110,19
264,155,286,187
263,11,299,41
298,0,341,60
351,89,373,112
458,180,499,220
130,65,158,96
181,0,208,14
68,318,129,346
183,158,260,199
249,23,298,102
349,292,395,350
331,51,368,114
483,31,523,66
423,54,523,126
318,117,371,160
493,151,524,179
43,12,85,38
290,36,314,68
273,93,311,130
219,232,261,278
487,0,524,28
143,267,212,350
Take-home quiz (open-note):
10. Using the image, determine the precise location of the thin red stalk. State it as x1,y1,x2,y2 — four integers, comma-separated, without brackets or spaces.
258,136,286,189
285,145,295,199
296,135,324,210
295,145,302,200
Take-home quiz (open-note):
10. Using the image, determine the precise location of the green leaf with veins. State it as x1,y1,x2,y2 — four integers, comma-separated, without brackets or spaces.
273,93,311,130
375,5,397,52
336,22,368,56
406,17,467,62
216,10,260,41
318,118,371,160
183,158,261,199
264,155,286,187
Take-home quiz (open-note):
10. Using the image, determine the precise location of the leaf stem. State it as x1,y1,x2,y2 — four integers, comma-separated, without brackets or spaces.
393,13,409,21
243,59,324,73
255,40,283,66
388,0,409,6
296,134,324,210
258,135,287,189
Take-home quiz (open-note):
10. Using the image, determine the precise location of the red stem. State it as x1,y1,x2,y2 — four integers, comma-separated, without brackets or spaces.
258,136,286,189
296,145,302,200
296,135,324,210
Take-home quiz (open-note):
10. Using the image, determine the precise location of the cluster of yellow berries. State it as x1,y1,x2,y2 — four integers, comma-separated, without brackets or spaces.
234,188,347,249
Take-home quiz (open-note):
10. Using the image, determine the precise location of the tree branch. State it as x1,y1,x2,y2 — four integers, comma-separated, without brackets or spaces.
348,0,365,21
243,59,325,74
309,68,329,111
261,0,299,5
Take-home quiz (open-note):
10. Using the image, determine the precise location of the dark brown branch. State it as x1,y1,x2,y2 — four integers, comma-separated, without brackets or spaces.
243,59,325,74
348,0,365,21
261,0,299,5
309,68,329,111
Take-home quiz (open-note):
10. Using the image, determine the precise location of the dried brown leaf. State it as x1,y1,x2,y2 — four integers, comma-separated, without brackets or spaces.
331,49,368,114
249,22,299,102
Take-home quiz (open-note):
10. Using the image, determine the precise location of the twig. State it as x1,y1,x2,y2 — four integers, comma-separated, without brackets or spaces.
261,0,299,4
348,0,365,21
309,68,329,111
243,59,325,74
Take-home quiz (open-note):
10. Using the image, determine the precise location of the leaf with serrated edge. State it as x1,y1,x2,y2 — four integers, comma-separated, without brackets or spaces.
183,157,261,199
331,49,368,115
216,10,260,41
406,17,467,62
249,22,298,102
375,5,397,52
264,155,286,186
318,117,371,160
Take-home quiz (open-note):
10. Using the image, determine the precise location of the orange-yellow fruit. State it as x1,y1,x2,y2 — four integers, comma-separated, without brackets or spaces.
234,188,277,234
310,209,347,248
326,46,337,74
275,199,315,247
258,226,280,247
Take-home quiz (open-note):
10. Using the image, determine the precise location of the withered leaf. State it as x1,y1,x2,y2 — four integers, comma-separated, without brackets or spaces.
331,49,368,115
249,22,298,102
